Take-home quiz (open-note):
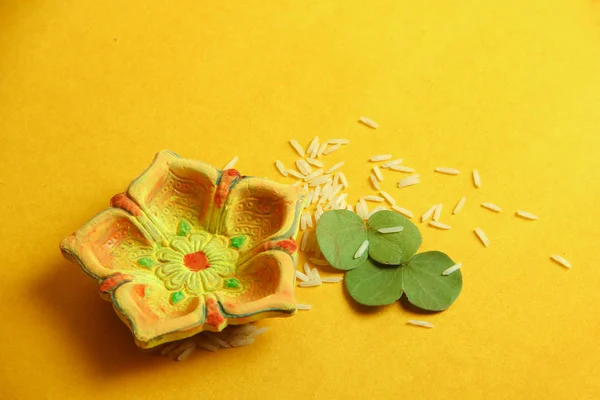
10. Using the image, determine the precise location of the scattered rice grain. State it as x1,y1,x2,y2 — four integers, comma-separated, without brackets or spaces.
304,169,323,181
307,158,324,168
481,202,502,213
378,226,405,233
453,197,467,215
367,206,386,218
433,203,443,222
295,270,310,282
474,228,489,247
429,221,451,230
373,165,384,182
354,240,369,258
339,172,349,188
299,280,321,288
317,142,328,157
407,320,434,329
275,160,288,177
322,277,344,283
289,139,305,157
359,116,379,129
297,303,313,310
301,231,310,251
309,258,329,266
473,170,481,188
421,205,437,222
296,159,312,175
326,161,345,174
390,165,415,173
442,263,462,276
382,159,403,168
370,174,381,190
392,205,414,218
306,136,319,155
434,167,460,175
328,138,350,144
364,195,384,202
176,346,196,361
229,338,255,347
398,175,420,188
323,144,341,155
370,154,392,162
379,190,396,206
223,156,239,170
303,262,313,279
516,210,538,220
551,255,572,269
287,169,304,179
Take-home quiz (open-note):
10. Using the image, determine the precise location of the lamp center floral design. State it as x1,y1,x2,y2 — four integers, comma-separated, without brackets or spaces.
183,251,210,272
154,231,239,296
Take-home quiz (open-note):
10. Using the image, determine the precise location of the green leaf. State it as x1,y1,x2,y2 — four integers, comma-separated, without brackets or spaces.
345,258,404,306
170,291,185,304
402,251,462,311
316,210,368,271
177,219,192,236
137,257,156,268
367,210,422,265
230,236,246,249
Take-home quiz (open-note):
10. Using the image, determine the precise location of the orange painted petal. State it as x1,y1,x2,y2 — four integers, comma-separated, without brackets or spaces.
126,151,220,236
216,250,297,322
218,177,305,255
111,279,206,348
60,208,156,279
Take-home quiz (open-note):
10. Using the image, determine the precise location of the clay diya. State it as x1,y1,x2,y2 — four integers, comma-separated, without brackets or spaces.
60,151,305,348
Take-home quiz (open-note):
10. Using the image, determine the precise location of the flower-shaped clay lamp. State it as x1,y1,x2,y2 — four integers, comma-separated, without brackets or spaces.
60,151,305,348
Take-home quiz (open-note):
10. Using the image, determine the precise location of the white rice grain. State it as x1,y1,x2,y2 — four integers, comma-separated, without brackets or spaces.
176,346,196,361
301,231,310,252
230,338,256,347
373,165,384,182
307,158,324,168
474,228,489,247
551,255,572,269
328,138,350,145
407,320,434,329
473,169,481,188
382,159,403,168
306,136,319,155
309,258,329,266
296,159,312,175
442,263,462,276
435,167,460,175
299,280,321,288
398,175,420,188
203,332,232,348
370,154,392,162
359,116,379,129
370,174,381,190
433,203,443,222
378,226,405,233
453,197,467,215
305,213,314,228
275,160,288,177
429,221,451,230
303,262,313,279
379,190,396,206
516,210,538,220
392,205,414,218
339,171,349,188
322,277,344,283
290,139,305,157
309,175,331,186
421,205,437,222
297,303,313,310
326,161,345,174
196,341,219,352
312,186,321,204
223,156,239,170
481,202,502,213
317,142,328,157
346,204,354,212
354,240,369,258
287,169,304,179
312,268,322,283
323,144,341,155
295,270,310,282
367,206,386,218
390,165,415,173
304,169,324,182
364,195,384,202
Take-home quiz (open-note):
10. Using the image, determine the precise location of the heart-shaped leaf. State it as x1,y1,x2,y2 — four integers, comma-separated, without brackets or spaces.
316,210,368,270
345,258,404,306
402,251,462,311
367,210,422,265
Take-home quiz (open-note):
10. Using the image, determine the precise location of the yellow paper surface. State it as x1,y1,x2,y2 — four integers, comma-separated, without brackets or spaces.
1,1,600,398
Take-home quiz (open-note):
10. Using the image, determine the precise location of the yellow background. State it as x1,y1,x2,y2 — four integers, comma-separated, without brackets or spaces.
1,1,600,399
